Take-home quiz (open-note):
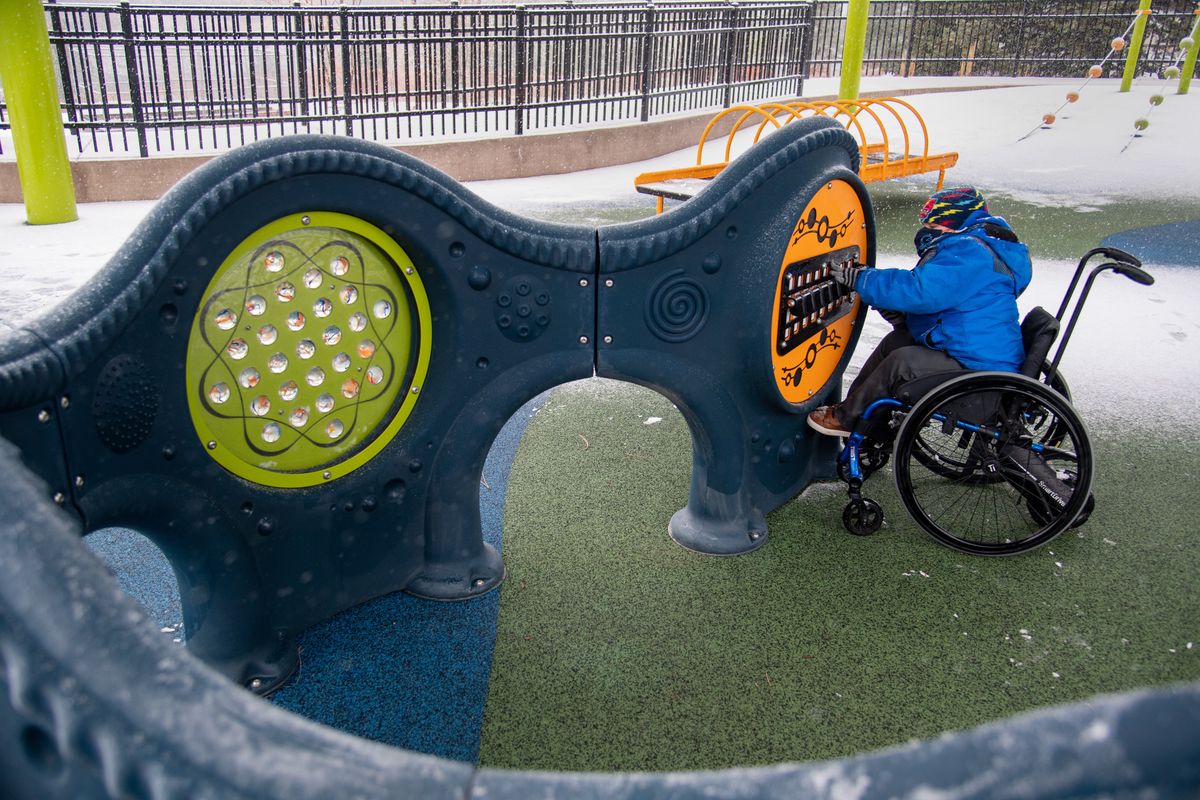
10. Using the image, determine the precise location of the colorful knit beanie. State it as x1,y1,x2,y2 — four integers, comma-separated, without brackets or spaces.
918,187,988,229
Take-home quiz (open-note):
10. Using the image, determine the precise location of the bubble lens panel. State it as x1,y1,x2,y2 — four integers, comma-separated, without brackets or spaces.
186,212,432,488
775,245,859,357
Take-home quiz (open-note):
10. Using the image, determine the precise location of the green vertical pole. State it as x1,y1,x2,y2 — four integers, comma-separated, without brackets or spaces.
0,0,77,224
839,0,871,101
1120,0,1154,93
1177,6,1199,95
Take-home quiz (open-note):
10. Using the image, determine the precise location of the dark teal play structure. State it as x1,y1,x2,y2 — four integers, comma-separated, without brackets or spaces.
1,119,1197,797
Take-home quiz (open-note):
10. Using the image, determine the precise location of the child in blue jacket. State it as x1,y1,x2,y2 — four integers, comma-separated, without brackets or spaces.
808,187,1032,437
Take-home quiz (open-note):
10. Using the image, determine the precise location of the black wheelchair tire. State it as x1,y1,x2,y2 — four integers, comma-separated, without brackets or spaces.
893,372,1094,556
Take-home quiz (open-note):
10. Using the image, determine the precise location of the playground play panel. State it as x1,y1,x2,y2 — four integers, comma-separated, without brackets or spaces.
0,116,870,693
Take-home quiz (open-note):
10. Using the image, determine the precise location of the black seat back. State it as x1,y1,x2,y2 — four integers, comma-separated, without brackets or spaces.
1019,306,1059,379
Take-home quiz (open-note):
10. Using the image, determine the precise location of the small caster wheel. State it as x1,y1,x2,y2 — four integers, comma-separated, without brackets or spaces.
842,498,883,535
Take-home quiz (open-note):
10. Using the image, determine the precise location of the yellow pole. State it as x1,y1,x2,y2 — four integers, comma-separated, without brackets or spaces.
1120,0,1154,93
1177,5,1199,95
839,0,872,101
0,0,78,224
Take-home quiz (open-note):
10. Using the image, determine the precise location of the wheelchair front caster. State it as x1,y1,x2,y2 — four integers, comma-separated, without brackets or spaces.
842,498,884,535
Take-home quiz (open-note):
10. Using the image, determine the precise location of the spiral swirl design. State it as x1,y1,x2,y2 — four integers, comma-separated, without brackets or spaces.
645,270,709,343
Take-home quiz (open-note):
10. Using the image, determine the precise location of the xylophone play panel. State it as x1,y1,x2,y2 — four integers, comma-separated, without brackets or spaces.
770,180,868,406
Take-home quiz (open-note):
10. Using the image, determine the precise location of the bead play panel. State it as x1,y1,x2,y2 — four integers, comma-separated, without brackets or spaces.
187,212,430,487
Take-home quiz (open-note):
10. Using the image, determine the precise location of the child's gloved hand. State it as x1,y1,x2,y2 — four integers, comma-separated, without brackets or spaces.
828,262,862,289
877,308,905,327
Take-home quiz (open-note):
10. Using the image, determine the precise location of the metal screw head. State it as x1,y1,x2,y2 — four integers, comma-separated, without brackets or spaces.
750,531,763,541
603,335,613,344
53,492,66,505
59,396,70,409
36,410,50,423
579,278,589,287
207,440,217,450
248,678,264,691
300,215,311,226
411,385,420,394
323,471,332,480
605,279,614,288
405,267,414,275
74,476,85,488
472,578,486,589
579,336,589,345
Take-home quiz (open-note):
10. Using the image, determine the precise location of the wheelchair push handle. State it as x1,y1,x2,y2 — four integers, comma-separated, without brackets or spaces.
1112,263,1154,286
1050,258,1155,377
1056,246,1146,322
1093,246,1142,269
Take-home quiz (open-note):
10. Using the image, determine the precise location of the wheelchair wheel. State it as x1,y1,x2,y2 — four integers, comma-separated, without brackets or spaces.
893,372,1093,556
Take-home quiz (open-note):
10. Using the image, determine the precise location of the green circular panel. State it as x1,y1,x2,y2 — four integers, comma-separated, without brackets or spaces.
186,212,432,487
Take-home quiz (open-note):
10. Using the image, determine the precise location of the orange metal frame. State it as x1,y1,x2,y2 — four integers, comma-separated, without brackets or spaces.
634,98,958,213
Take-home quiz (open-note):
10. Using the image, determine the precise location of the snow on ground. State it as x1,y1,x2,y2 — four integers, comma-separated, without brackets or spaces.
465,77,1200,207
2,79,1198,430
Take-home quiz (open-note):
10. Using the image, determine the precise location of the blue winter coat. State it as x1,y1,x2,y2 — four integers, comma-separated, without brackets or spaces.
854,211,1032,371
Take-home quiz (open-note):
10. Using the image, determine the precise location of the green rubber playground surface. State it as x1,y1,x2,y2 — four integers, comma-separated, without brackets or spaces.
478,378,1199,772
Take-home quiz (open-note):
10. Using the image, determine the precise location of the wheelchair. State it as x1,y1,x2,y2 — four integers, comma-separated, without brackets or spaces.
835,247,1154,555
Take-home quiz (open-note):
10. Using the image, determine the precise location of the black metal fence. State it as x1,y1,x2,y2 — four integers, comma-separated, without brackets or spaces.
1,1,812,157
0,0,1197,159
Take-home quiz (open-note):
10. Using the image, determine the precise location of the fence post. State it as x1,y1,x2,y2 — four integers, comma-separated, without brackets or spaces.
339,5,353,135
46,0,78,127
839,0,871,100
293,2,309,131
118,1,149,157
1012,0,1031,77
450,0,461,125
639,2,656,122
721,2,739,109
903,0,924,78
515,5,527,135
796,0,815,96
1176,3,1199,94
1121,0,1153,92
0,0,77,223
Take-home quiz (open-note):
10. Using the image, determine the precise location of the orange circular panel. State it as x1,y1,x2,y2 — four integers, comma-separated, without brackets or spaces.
770,180,867,405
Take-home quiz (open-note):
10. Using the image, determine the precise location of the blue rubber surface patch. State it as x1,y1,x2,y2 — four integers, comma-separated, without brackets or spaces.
1102,220,1200,267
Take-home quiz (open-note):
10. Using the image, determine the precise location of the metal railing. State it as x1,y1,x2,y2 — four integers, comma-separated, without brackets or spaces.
1,0,1197,159
2,1,812,157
